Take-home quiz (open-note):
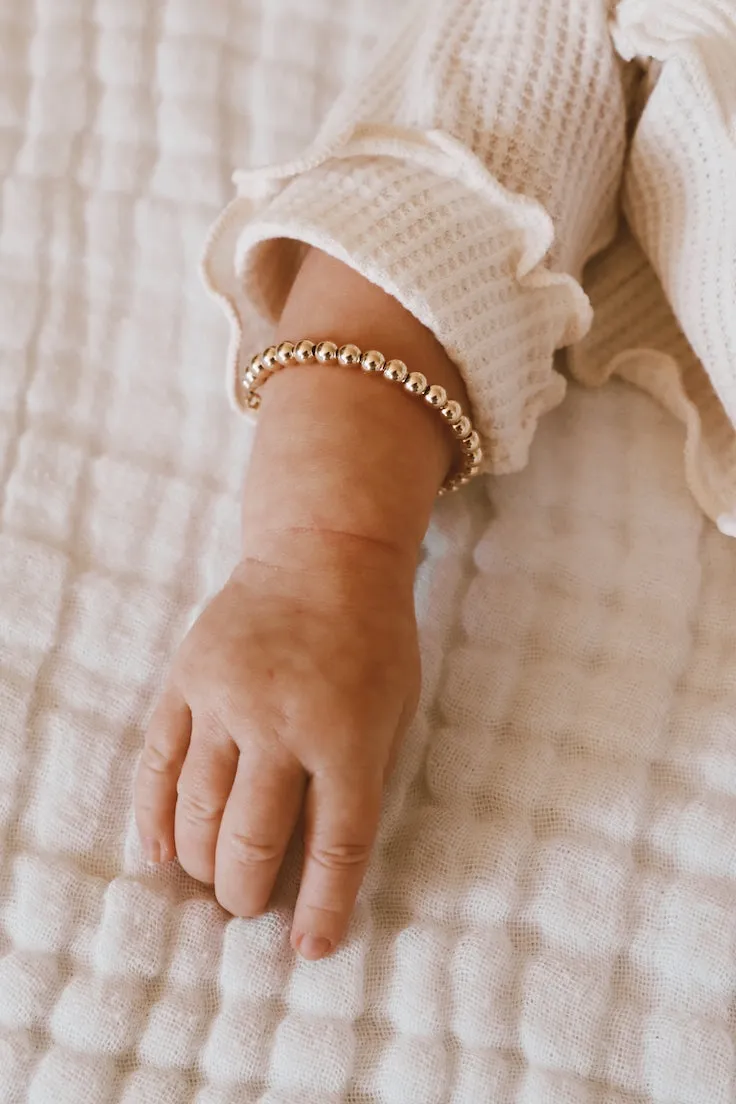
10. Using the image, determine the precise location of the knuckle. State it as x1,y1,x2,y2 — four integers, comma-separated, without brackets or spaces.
176,788,222,825
309,842,371,871
194,707,231,745
190,689,242,735
227,832,282,868
134,795,162,820
140,742,175,776
211,690,244,732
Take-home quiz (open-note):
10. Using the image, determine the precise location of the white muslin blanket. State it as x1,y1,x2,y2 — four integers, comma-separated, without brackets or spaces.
1,1,736,1102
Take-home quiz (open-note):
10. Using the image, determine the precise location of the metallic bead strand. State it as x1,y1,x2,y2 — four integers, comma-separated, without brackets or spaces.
241,339,484,493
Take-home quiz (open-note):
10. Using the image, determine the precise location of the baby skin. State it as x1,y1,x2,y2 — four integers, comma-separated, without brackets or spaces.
134,248,468,960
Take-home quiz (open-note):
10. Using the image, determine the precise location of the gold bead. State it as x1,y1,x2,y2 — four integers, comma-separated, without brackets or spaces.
384,359,408,383
463,430,481,452
361,349,386,373
315,340,338,363
262,345,279,369
276,341,295,365
338,343,363,366
250,353,263,375
440,400,463,425
452,415,472,439
245,390,261,411
405,371,428,395
425,385,447,408
243,370,255,388
294,339,316,362
469,446,483,465
437,486,447,497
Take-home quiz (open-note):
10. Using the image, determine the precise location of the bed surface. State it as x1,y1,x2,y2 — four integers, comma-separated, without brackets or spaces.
1,2,736,1101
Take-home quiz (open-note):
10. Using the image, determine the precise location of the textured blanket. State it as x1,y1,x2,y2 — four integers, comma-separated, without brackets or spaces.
1,1,736,1102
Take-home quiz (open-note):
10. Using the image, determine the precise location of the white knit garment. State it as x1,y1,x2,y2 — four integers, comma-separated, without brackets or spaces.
204,0,736,529
2,1,736,1103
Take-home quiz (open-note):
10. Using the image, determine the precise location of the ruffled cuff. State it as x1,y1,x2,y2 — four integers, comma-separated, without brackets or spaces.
202,129,593,474
612,0,736,432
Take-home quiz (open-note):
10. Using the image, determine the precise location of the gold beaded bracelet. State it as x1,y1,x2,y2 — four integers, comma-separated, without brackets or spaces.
242,339,483,494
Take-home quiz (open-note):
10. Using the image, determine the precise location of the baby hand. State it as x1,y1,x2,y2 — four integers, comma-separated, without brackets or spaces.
134,533,420,959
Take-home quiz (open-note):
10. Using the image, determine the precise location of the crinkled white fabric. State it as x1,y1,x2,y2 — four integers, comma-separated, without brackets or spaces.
614,1,736,431
2,2,736,1103
203,0,736,528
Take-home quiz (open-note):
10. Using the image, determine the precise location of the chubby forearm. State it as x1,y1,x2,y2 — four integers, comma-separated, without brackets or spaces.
241,248,469,571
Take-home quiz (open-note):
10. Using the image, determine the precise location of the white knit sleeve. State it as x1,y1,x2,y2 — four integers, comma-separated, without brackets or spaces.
203,0,628,473
612,0,736,449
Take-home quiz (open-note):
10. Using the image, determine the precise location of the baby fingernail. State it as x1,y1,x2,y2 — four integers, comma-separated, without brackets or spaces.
297,934,332,961
143,838,162,864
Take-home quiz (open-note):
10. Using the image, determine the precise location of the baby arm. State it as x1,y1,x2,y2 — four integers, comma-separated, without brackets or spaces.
134,248,467,959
